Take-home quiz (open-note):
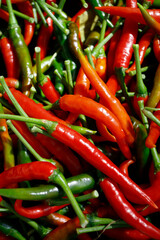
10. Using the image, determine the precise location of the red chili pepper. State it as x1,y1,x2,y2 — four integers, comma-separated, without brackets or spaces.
153,35,160,62
14,199,68,219
106,74,120,95
135,199,160,217
0,231,15,240
17,1,35,46
145,101,160,148
0,9,9,22
95,6,160,25
58,94,131,159
100,177,160,240
119,159,135,176
0,36,20,79
35,133,83,176
4,78,20,89
96,121,117,142
46,212,70,226
11,120,52,158
103,227,150,240
95,52,107,82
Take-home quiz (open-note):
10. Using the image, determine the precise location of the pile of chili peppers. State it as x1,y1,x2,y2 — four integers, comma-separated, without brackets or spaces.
1,0,160,239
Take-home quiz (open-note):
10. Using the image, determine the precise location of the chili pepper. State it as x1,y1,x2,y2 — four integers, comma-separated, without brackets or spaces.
45,212,70,226
96,6,160,25
33,15,54,60
0,36,20,79
56,94,131,158
35,47,60,103
35,133,83,176
95,48,107,82
106,74,120,95
146,63,160,108
103,227,150,240
0,231,15,240
138,3,160,35
0,104,15,170
136,199,160,217
126,28,155,75
68,21,135,146
0,173,95,200
4,78,20,89
132,44,148,117
14,199,68,219
2,113,157,208
153,34,160,63
145,101,160,148
0,161,88,228
119,159,135,176
0,8,9,22
99,177,160,239
6,0,33,97
96,121,117,142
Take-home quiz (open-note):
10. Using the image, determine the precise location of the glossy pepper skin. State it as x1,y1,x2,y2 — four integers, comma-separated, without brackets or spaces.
100,177,160,240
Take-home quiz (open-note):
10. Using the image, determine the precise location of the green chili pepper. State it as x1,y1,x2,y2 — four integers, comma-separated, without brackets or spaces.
0,173,95,200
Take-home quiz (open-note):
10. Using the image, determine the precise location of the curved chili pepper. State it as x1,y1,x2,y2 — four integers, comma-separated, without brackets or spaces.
0,36,20,79
0,161,88,228
35,133,83,176
57,94,131,158
95,6,160,25
145,101,160,148
14,199,68,219
45,212,70,226
138,3,160,35
103,227,150,240
153,34,160,62
17,1,35,46
100,177,160,240
68,21,135,146
35,47,60,103
119,159,135,176
6,0,33,97
96,120,116,142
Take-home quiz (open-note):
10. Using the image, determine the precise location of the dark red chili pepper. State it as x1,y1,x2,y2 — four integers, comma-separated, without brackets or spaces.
135,199,160,217
153,35,160,62
0,36,20,79
68,21,135,146
145,101,160,148
58,94,131,158
0,8,9,22
95,6,160,25
46,212,70,226
17,1,35,46
35,133,83,176
103,227,150,240
14,199,68,219
100,177,160,240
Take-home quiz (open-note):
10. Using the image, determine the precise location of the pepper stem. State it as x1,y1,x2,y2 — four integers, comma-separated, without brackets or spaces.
34,1,48,27
6,0,18,27
35,47,45,84
49,169,88,228
133,44,148,97
84,46,95,69
138,100,149,130
64,60,73,94
150,147,160,173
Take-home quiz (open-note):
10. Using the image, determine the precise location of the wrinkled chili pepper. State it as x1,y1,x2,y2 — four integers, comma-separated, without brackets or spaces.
100,177,160,240
56,94,131,158
0,113,156,208
6,0,33,96
0,36,20,79
68,21,135,146
96,6,160,25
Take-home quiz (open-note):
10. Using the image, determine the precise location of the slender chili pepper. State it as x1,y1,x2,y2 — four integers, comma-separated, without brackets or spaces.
96,120,116,142
100,177,160,240
35,133,83,176
119,159,135,176
46,212,70,226
132,44,148,117
103,227,150,240
0,161,88,228
6,0,33,97
153,34,160,62
0,173,95,200
57,94,131,158
146,63,160,108
95,6,160,25
95,48,107,82
68,21,135,146
16,1,35,46
4,78,20,89
33,15,54,60
1,113,157,208
0,104,15,170
14,199,68,219
145,101,160,148
138,3,160,35
0,8,9,21
0,36,20,79
106,74,120,95
35,47,60,103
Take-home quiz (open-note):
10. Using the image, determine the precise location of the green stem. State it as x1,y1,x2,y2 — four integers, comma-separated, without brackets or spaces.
84,46,95,69
128,65,150,77
151,147,160,172
0,76,28,117
138,100,149,130
80,0,88,8
142,107,160,127
49,170,88,228
37,0,69,35
35,47,45,84
47,190,99,205
45,2,67,18
58,0,66,9
64,60,73,94
31,1,38,24
98,19,107,44
133,44,148,96
1,5,34,23
34,1,48,27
